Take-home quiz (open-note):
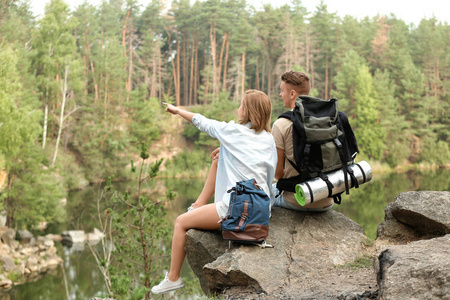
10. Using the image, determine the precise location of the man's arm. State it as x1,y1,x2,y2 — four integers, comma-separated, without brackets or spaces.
275,147,285,180
272,120,286,181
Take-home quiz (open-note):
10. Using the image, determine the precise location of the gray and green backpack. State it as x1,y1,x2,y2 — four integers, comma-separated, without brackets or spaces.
276,96,359,204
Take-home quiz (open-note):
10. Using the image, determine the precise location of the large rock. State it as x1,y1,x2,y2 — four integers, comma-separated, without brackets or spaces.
391,191,450,235
0,227,18,249
61,230,85,244
0,255,17,272
86,228,105,245
377,191,450,243
376,202,425,244
17,230,33,243
185,207,377,299
377,234,450,300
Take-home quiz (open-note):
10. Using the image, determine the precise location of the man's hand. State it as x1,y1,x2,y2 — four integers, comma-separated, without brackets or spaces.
163,102,179,115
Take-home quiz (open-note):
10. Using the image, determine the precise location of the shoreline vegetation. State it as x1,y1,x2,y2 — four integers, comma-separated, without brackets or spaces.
1,0,449,297
0,0,450,228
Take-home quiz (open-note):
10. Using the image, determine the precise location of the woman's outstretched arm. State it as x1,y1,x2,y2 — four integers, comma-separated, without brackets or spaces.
163,102,195,123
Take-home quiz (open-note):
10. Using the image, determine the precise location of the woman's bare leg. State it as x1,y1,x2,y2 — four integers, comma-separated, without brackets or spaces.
167,203,221,281
192,158,218,208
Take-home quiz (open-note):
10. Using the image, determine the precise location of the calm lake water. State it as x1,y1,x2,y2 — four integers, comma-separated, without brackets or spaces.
2,168,449,299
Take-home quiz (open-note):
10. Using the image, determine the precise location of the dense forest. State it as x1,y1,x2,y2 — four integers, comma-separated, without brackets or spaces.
0,0,449,228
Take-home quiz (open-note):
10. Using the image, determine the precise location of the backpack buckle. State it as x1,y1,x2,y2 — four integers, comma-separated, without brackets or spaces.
333,138,342,148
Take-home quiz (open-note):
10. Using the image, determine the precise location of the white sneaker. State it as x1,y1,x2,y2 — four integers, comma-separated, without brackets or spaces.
187,203,195,212
151,273,184,294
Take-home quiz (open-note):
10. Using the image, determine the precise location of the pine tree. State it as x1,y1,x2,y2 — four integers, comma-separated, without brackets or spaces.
309,1,337,99
0,45,66,228
333,49,366,118
30,0,82,165
353,65,385,160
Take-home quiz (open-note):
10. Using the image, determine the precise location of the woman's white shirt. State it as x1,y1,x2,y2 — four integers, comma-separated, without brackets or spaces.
192,114,277,209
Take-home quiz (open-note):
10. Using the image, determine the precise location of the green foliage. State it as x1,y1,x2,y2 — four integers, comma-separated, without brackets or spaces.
333,50,367,117
90,148,175,299
126,95,162,146
70,104,130,181
0,44,66,229
5,150,67,228
373,70,411,167
50,144,89,190
182,93,238,147
414,168,450,191
163,147,212,177
0,0,450,243
419,134,450,165
337,255,375,271
353,65,385,160
7,270,23,282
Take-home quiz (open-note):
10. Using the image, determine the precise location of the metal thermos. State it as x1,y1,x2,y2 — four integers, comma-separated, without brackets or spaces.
294,161,373,206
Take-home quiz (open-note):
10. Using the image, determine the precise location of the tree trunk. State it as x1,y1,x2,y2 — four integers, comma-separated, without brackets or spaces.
51,65,69,168
42,103,48,150
255,64,260,90
266,40,272,96
182,32,188,105
222,37,230,91
122,5,131,48
189,39,195,106
218,32,228,89
5,172,14,228
209,22,218,98
241,51,246,99
306,28,310,75
194,38,199,104
151,52,157,98
311,46,315,90
122,2,133,103
176,40,181,106
100,21,105,104
90,60,98,103
325,54,329,99
261,60,265,93
164,23,180,106
157,38,162,102
127,29,133,102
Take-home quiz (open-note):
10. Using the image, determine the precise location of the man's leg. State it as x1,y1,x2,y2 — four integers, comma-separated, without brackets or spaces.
272,183,333,212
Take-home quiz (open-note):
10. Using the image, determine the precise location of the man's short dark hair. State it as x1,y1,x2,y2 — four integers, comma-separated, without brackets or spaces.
281,71,310,95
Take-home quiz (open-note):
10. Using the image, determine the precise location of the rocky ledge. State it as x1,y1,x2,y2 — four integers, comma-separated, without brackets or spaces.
185,191,450,299
0,227,63,289
0,227,105,290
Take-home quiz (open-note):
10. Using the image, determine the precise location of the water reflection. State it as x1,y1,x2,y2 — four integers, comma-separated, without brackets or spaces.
2,169,449,298
334,168,450,239
1,243,107,299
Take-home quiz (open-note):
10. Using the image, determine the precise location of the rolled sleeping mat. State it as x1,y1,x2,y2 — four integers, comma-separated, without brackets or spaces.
294,160,373,206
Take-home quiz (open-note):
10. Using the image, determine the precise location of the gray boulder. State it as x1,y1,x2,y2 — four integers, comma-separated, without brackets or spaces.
0,227,18,249
17,229,33,243
391,191,450,235
377,202,425,243
377,234,450,300
377,191,450,243
86,228,105,245
0,255,17,272
185,207,377,299
61,230,85,245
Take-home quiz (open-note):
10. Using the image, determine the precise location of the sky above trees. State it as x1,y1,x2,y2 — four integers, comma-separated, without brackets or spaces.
28,0,450,25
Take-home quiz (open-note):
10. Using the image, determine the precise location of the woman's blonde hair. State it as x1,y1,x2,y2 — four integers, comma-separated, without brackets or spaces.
238,89,272,133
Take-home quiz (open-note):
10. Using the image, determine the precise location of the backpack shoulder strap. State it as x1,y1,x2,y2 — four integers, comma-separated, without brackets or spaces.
338,111,359,156
278,110,293,120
